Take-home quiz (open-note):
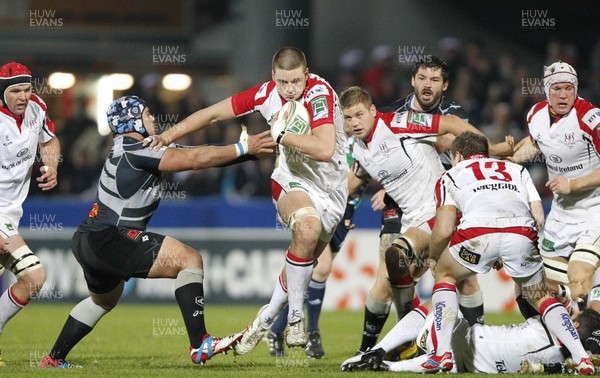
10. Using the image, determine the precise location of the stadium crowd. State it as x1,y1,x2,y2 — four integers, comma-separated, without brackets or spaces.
26,37,600,202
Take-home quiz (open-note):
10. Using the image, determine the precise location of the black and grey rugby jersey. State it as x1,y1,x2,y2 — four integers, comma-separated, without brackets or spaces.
80,136,167,231
381,92,468,120
382,93,468,169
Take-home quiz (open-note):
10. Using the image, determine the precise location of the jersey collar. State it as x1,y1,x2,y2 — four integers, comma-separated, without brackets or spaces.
409,92,441,113
365,113,382,144
0,105,24,131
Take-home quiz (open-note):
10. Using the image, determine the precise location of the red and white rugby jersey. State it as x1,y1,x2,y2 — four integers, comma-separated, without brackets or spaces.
231,73,347,192
0,94,55,224
527,97,600,219
351,111,444,218
435,156,540,229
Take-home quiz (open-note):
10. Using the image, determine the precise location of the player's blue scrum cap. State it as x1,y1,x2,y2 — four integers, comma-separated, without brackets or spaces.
107,95,149,137
0,62,32,106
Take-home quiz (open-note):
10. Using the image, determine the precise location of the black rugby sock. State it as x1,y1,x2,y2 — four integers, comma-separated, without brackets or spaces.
175,282,206,348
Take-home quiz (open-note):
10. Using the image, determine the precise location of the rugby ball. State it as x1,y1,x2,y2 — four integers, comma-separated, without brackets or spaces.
280,100,311,135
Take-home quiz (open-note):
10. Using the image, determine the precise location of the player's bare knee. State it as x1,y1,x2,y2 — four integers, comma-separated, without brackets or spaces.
569,244,600,290
92,297,119,312
289,209,321,250
180,249,203,271
457,275,480,295
313,257,331,277
372,277,392,298
19,266,47,295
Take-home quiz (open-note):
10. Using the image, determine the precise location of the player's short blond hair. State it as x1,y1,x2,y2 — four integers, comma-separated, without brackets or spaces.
272,47,307,71
339,86,372,110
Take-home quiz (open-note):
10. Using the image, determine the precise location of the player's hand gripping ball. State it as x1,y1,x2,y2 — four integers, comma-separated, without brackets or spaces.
271,100,311,143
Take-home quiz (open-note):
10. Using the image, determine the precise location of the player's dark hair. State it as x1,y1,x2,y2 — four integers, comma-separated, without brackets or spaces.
411,56,449,83
339,86,373,110
450,131,489,158
272,47,307,71
577,308,600,353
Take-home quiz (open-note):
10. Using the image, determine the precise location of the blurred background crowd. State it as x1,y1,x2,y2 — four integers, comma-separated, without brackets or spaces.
2,0,599,205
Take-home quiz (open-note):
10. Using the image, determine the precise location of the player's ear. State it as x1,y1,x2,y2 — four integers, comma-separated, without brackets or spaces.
369,103,377,116
442,81,449,92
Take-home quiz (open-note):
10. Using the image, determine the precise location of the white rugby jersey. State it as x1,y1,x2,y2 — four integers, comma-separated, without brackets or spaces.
527,97,600,220
417,314,563,373
231,73,348,193
0,94,55,224
435,156,540,230
351,111,444,229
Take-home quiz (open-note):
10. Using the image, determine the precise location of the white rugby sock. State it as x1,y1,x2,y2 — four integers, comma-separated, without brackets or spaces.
0,285,28,334
430,282,457,356
540,297,589,363
375,305,428,352
260,271,289,325
284,250,313,323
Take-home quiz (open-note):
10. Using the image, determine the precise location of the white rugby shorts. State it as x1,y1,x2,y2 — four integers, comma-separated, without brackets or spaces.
271,171,346,242
0,213,20,238
449,226,542,278
540,211,600,259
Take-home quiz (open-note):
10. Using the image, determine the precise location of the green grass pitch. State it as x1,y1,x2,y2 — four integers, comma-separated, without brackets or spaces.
0,303,540,377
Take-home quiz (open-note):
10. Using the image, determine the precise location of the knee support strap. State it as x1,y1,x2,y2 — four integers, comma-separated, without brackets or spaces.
391,236,416,260
9,246,42,278
542,257,568,284
175,268,204,289
287,207,319,229
570,244,600,268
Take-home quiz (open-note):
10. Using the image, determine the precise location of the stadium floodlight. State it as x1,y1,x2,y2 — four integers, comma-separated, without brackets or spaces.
48,72,76,89
95,74,136,136
162,73,191,91
109,73,134,91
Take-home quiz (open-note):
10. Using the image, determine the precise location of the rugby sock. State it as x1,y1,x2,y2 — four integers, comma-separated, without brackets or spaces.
359,294,391,352
260,271,289,325
375,305,428,353
516,294,539,319
50,297,108,360
0,285,28,334
539,297,588,363
430,282,457,355
391,284,415,322
458,290,484,325
285,250,313,322
270,305,288,335
175,268,206,348
306,279,326,332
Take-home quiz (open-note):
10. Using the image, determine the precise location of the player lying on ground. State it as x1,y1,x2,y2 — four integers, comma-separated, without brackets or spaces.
340,298,600,374
39,95,274,368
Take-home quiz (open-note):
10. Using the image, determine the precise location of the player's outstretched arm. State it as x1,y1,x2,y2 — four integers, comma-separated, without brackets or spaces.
508,137,540,164
158,128,274,172
437,115,514,157
145,97,236,150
